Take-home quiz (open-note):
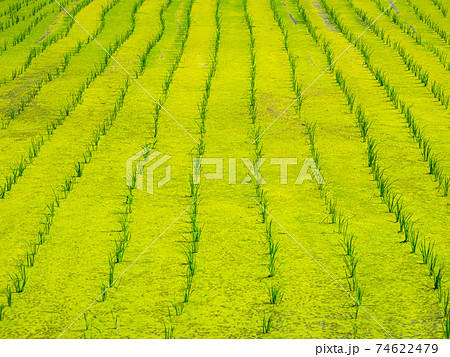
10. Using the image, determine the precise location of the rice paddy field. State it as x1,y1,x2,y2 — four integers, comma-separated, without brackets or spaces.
0,0,449,340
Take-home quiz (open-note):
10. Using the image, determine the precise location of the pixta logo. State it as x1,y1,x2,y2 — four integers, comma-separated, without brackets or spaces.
126,148,171,194
193,157,325,185
126,151,324,195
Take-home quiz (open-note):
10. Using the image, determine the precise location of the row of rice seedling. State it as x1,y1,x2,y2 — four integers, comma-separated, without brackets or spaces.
0,0,93,86
297,0,449,337
94,80,133,303
274,1,364,336
269,0,303,116
163,0,220,339
95,0,176,308
347,0,450,108
310,122,364,336
134,0,172,78
181,0,218,301
1,0,121,129
0,77,131,320
319,0,449,196
150,0,194,145
243,0,283,335
370,0,450,73
0,0,144,200
404,0,449,44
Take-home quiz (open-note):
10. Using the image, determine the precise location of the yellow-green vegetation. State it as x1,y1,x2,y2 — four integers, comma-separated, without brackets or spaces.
0,0,448,339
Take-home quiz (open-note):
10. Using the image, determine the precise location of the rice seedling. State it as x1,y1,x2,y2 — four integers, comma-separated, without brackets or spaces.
344,255,358,279
444,314,450,339
113,239,126,263
355,107,371,141
192,224,202,243
108,255,115,286
5,285,12,307
443,290,450,317
61,177,74,197
384,191,399,213
409,230,420,253
366,137,378,168
326,200,337,224
189,240,199,254
433,266,444,290
185,249,196,276
341,233,357,256
439,176,449,196
37,229,45,245
353,284,363,320
100,283,108,302
261,312,273,334
164,317,175,339
267,254,279,278
428,156,439,176
183,274,194,303
42,214,52,234
9,264,27,293
189,174,200,198
5,174,13,191
92,130,101,149
420,139,432,161
26,251,35,267
420,241,435,264
51,187,60,207
83,150,92,164
267,236,280,261
393,197,405,223
0,305,4,321
402,218,416,243
337,214,349,235
268,286,283,305
74,161,84,177
83,313,89,331
171,301,185,316
258,196,269,224
428,254,438,276
398,212,413,234
28,136,43,160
